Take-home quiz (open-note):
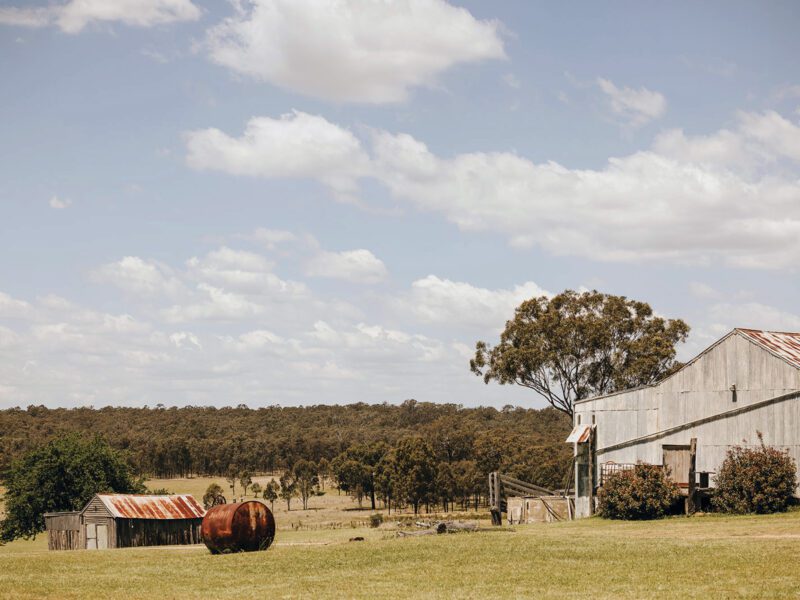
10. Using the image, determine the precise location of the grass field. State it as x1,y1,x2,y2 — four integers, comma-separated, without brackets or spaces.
3,476,800,598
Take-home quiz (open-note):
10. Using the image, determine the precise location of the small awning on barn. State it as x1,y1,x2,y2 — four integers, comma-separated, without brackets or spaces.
95,494,205,519
565,424,594,444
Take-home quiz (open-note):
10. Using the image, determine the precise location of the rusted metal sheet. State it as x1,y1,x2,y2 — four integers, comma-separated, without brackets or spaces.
97,494,205,520
202,501,276,554
738,329,800,370
565,424,593,443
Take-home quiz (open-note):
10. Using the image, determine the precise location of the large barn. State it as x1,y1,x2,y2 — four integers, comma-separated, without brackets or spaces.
568,328,800,519
45,494,205,550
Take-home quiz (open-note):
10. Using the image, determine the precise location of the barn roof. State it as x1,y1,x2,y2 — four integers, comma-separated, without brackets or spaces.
95,494,205,520
736,329,800,370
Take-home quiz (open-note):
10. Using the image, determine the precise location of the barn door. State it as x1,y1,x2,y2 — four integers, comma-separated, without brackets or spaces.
85,523,97,550
663,444,691,487
96,524,108,549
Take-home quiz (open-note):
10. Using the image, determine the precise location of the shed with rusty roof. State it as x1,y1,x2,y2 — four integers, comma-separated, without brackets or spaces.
46,494,205,550
568,329,800,518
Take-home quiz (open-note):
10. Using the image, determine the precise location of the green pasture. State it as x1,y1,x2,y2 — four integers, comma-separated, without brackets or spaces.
3,506,800,598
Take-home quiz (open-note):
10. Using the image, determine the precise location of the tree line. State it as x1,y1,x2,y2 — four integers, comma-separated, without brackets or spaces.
0,401,572,505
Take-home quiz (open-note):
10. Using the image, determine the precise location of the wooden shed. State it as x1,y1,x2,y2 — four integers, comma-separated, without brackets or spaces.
46,494,205,550
44,511,81,550
568,329,800,518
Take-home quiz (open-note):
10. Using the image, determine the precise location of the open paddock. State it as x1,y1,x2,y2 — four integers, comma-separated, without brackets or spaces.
3,507,800,598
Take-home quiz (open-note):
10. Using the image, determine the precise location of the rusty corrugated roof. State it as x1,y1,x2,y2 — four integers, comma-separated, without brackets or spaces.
565,424,594,443
96,494,205,520
737,329,800,370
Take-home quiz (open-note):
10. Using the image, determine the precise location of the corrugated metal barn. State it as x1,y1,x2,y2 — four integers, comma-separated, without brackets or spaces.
568,328,800,518
46,494,205,550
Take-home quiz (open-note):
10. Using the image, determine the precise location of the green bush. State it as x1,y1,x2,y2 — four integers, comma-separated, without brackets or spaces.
369,513,384,528
712,439,797,514
598,464,681,520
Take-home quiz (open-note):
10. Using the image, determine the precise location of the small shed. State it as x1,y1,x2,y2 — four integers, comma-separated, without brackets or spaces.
44,511,81,550
46,494,205,550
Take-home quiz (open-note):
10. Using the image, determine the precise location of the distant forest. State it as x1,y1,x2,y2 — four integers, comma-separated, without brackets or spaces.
0,401,572,493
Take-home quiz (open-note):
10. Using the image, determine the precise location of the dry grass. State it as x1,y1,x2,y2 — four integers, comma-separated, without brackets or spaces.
144,475,484,529
3,479,800,598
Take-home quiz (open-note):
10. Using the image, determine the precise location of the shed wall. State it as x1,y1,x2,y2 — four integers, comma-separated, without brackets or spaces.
45,513,82,551
115,518,203,548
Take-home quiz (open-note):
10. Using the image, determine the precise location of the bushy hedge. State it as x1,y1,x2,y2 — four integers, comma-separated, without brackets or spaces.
712,441,797,514
598,464,681,520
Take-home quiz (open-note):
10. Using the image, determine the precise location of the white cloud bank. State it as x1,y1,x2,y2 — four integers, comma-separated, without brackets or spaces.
185,109,800,269
398,275,549,329
0,241,547,407
0,0,200,33
205,0,505,103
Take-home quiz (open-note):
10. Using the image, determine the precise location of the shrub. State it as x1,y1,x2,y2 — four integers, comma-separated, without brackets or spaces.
369,513,384,528
712,438,797,514
598,463,680,520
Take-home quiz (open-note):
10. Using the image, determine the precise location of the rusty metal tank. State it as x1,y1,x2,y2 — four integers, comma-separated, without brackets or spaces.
201,501,276,553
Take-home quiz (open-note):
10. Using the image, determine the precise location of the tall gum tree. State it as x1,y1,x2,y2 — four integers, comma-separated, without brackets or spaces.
470,290,690,418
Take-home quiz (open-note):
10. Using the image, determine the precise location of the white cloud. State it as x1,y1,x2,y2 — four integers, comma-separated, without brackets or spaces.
597,78,667,126
49,195,72,209
0,325,19,348
186,109,800,269
708,302,800,332
164,283,265,323
503,73,521,89
205,0,504,103
169,331,202,349
246,228,298,250
688,282,719,300
224,329,284,352
0,0,200,33
0,292,35,320
737,110,800,162
372,130,800,268
186,246,307,296
399,275,549,329
305,249,388,284
185,111,369,200
91,256,186,298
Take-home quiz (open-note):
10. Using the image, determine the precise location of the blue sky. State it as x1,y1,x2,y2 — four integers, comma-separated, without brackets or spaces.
0,0,798,409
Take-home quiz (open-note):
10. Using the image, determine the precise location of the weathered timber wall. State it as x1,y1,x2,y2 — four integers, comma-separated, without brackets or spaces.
115,518,203,548
574,331,800,485
45,512,82,550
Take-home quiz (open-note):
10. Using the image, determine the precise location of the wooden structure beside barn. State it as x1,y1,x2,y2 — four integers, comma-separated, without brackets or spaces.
506,496,573,524
568,329,800,518
44,511,81,550
45,494,205,550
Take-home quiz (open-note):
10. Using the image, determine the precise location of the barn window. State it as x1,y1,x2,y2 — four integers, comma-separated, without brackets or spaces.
577,414,581,425
592,414,596,425
730,384,737,402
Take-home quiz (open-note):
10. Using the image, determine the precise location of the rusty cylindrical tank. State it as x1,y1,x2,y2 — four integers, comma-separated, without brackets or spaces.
201,501,276,554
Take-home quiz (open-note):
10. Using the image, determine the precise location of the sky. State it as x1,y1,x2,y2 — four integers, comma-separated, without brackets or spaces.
0,0,799,410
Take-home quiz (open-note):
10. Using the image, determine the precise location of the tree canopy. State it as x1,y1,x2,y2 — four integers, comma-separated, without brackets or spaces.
0,434,143,543
471,290,690,417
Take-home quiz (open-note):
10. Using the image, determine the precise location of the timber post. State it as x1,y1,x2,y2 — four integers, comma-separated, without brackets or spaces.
587,427,594,516
687,437,697,515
